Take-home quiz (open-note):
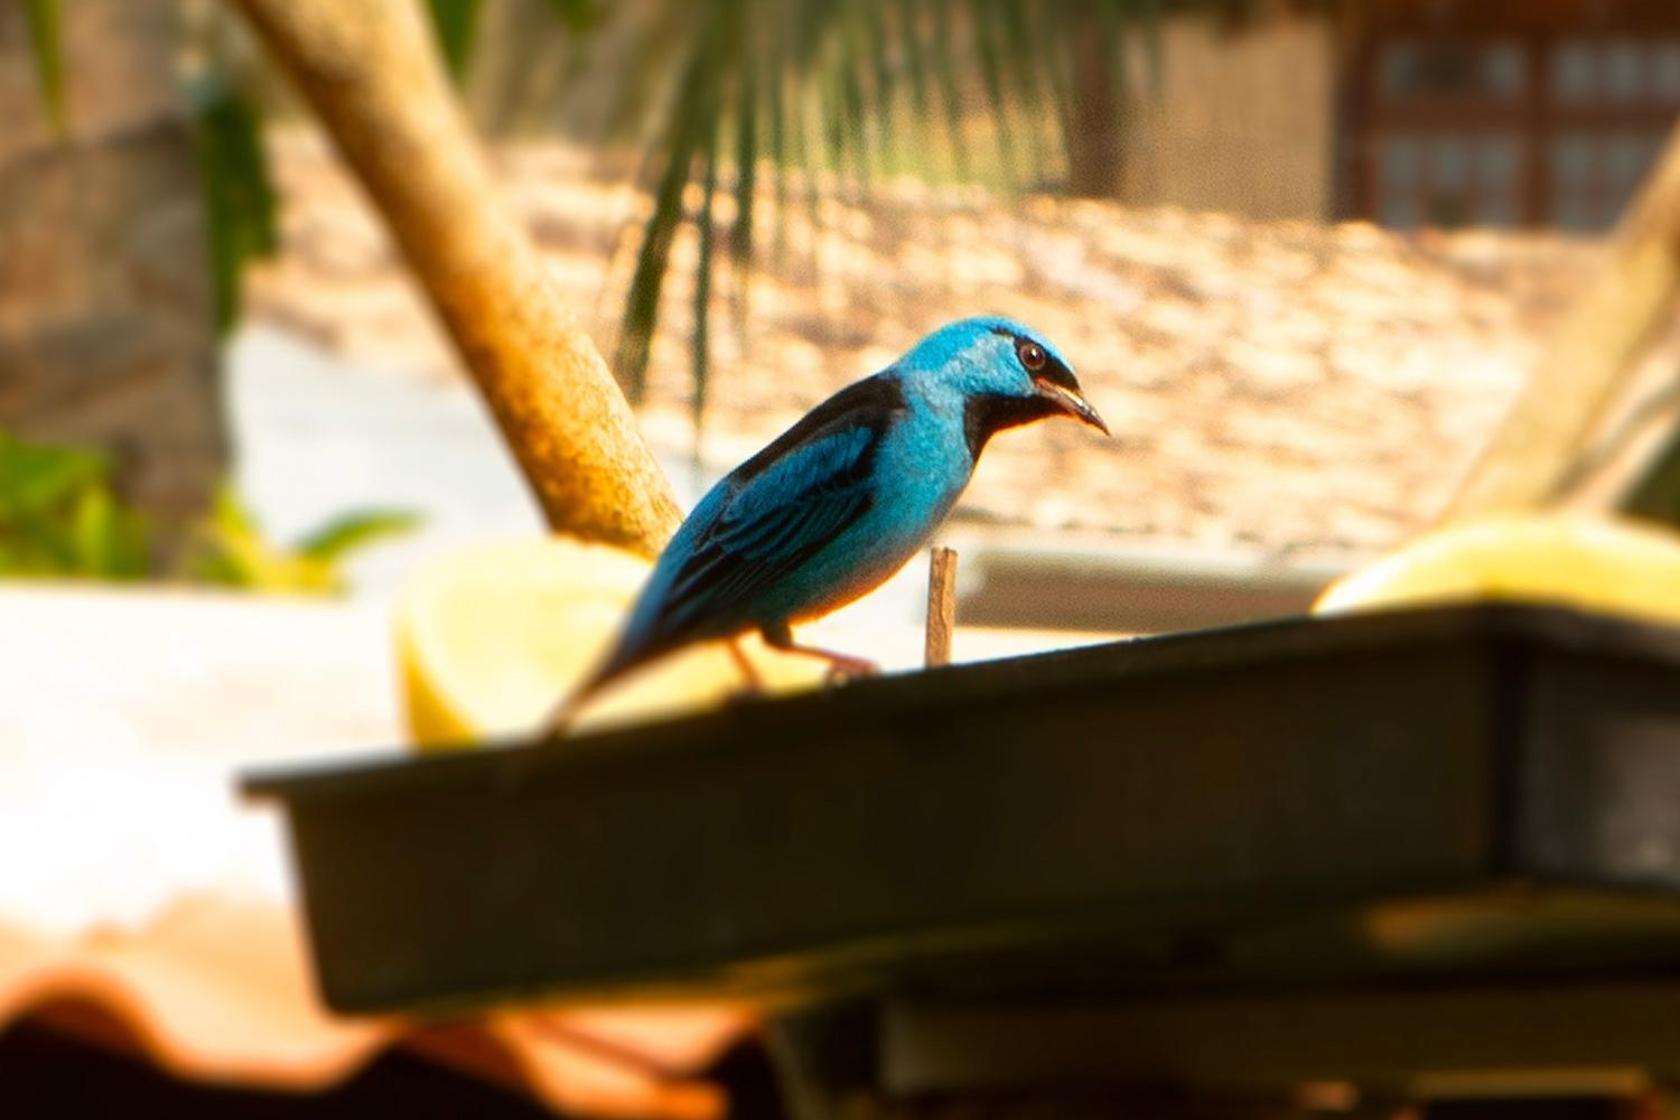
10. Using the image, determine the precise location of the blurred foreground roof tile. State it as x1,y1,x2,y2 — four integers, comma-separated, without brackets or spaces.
0,896,749,1117
0,587,753,1117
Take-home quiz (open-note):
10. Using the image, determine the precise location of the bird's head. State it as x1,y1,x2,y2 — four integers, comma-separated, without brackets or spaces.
901,316,1108,455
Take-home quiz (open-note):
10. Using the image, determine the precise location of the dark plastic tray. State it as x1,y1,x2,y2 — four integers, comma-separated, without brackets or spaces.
246,603,1680,1016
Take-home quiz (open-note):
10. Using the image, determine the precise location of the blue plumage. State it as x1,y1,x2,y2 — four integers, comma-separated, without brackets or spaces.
569,315,1107,708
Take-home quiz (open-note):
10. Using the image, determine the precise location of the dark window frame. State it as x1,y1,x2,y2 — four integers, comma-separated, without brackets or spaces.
1337,0,1680,231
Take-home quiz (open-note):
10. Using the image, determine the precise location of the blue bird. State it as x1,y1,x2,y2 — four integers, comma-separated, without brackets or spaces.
563,316,1106,715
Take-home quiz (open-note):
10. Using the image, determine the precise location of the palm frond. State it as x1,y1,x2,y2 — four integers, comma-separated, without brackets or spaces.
862,0,896,169
606,0,1163,419
732,49,759,270
424,0,485,83
22,0,66,135
692,122,721,466
615,23,720,401
188,73,279,335
969,0,1019,184
894,0,933,139
537,0,599,32
929,0,973,180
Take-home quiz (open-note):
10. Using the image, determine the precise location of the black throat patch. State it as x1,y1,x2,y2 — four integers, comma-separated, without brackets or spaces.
963,392,1059,460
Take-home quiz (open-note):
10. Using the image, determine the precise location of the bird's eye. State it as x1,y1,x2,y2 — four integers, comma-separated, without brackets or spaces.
1018,341,1047,372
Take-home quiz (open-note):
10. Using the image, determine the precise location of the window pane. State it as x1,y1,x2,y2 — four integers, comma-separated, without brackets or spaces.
1476,190,1517,228
1554,192,1595,232
1553,40,1597,102
1655,42,1680,100
1381,135,1421,184
1478,134,1519,186
1434,135,1471,188
1486,43,1525,98
1609,133,1652,183
1551,133,1596,184
1604,39,1644,100
1381,41,1420,97
1382,192,1421,230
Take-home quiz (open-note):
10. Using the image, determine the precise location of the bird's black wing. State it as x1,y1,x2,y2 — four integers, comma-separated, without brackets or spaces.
652,372,909,639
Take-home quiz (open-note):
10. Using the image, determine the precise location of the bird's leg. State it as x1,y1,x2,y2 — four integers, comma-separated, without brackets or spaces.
761,622,879,683
727,637,765,693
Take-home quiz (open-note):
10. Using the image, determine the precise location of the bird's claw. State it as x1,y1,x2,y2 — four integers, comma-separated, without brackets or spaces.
823,657,879,685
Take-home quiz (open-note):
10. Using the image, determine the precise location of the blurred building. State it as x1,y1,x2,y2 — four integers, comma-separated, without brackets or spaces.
1116,0,1680,232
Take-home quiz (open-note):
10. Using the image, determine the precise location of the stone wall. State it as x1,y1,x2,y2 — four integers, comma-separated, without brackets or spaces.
0,0,224,557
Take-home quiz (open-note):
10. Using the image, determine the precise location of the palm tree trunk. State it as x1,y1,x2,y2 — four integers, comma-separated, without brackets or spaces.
228,0,682,558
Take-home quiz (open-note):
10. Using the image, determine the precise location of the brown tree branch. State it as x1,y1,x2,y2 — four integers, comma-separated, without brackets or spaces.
1441,119,1680,522
228,0,682,557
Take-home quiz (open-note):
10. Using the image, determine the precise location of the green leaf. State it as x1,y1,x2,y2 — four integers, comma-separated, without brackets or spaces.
538,0,599,32
69,487,148,580
970,0,1019,185
294,508,420,563
836,11,873,186
22,0,65,135
424,0,485,83
732,54,758,269
190,74,279,335
791,62,826,286
862,0,896,166
0,429,149,579
180,485,411,595
993,0,1052,181
0,433,105,517
693,115,721,467
767,22,791,261
602,0,1167,429
929,0,972,179
615,19,722,401
821,65,849,181
1034,0,1076,133
1138,0,1165,95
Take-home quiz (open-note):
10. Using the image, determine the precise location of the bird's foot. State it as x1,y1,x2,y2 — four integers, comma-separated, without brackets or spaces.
727,638,766,694
817,650,880,685
760,624,877,685
540,694,581,738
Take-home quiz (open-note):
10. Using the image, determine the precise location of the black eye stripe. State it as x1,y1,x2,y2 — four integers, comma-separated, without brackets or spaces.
989,326,1079,390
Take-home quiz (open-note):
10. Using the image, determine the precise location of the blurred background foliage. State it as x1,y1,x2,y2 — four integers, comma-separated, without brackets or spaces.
0,430,415,593
180,487,419,595
581,0,1170,404
0,431,151,580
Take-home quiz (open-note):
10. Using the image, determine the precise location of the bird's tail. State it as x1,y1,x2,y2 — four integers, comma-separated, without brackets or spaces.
540,643,642,737
542,670,607,737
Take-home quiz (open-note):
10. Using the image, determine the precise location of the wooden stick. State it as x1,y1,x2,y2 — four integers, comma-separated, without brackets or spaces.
925,546,958,668
227,0,682,559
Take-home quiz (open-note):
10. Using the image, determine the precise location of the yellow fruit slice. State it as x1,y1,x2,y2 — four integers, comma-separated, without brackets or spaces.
395,536,826,749
1313,514,1680,627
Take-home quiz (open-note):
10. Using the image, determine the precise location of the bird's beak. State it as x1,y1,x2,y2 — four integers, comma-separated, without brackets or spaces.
1035,379,1110,436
